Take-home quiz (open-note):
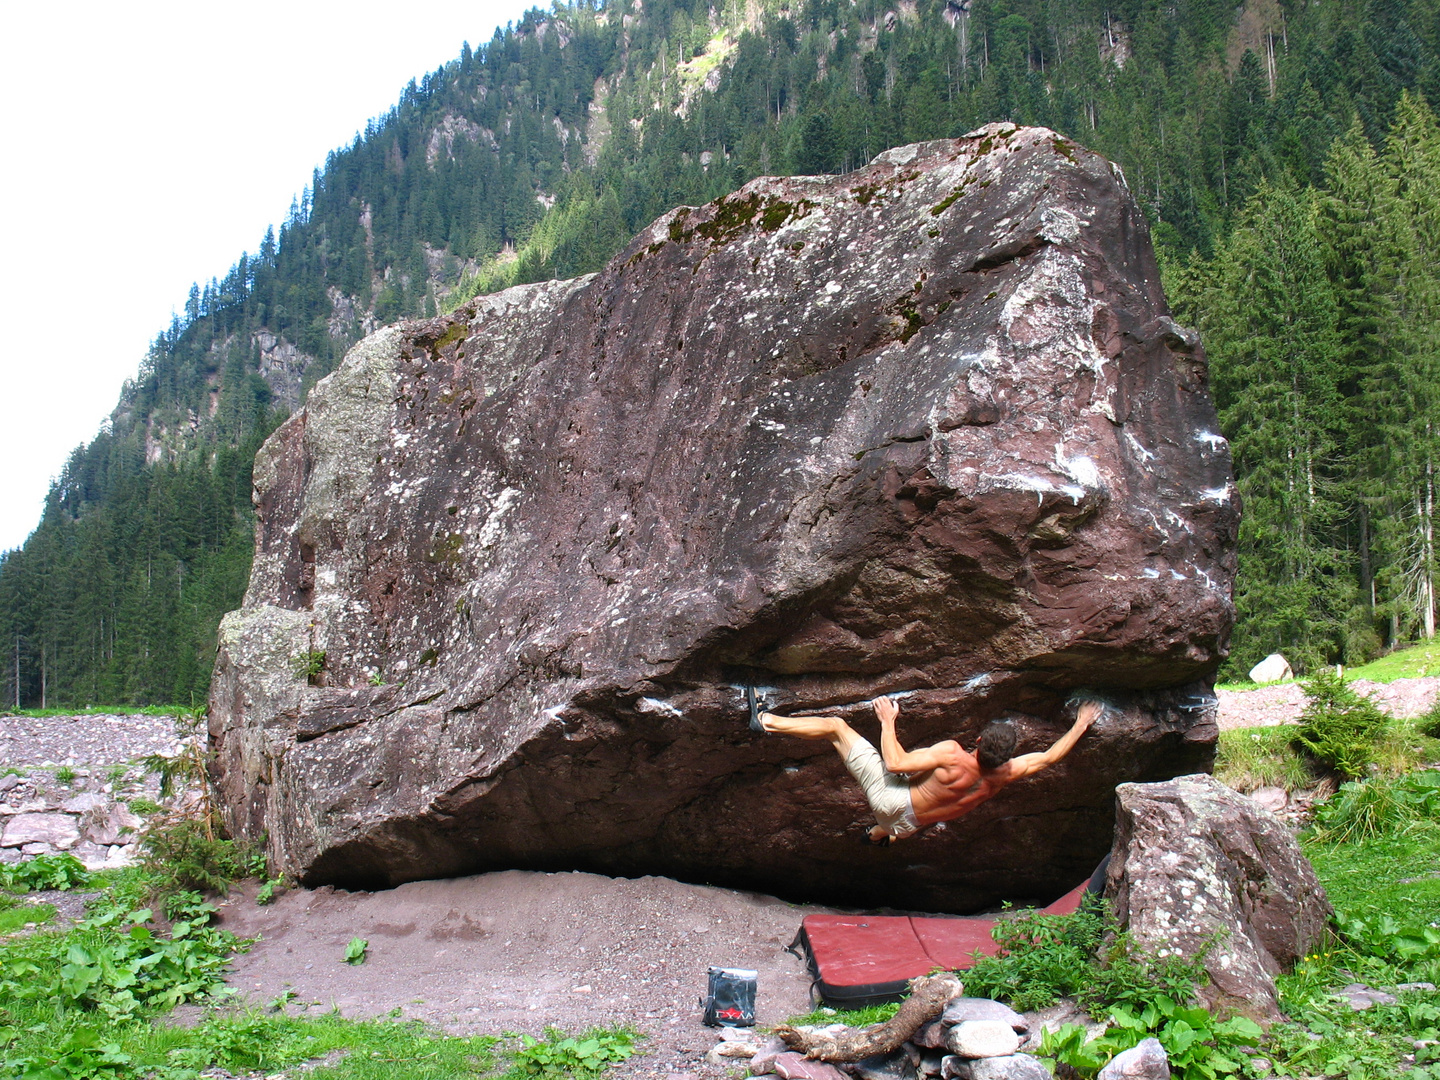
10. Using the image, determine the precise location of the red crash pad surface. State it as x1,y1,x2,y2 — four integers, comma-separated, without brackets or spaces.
796,879,1094,1004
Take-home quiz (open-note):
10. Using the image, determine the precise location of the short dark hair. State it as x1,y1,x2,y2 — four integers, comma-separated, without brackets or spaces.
976,719,1017,771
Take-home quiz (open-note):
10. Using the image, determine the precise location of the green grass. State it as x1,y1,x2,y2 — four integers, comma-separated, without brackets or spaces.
1220,642,1440,692
2,1006,502,1080
1215,726,1316,792
1345,642,1440,683
1260,815,1440,1079
1307,818,1440,925
787,1002,901,1027
0,704,199,719
0,855,636,1080
0,894,55,935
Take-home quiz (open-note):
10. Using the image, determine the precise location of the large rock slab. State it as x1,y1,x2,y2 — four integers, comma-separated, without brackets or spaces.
1105,775,1331,1019
210,125,1236,911
1,812,80,849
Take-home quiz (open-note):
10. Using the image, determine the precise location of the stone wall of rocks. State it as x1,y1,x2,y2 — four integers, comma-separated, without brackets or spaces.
0,712,199,872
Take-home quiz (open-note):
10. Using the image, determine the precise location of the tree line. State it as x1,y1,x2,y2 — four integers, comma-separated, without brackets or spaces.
1170,93,1440,676
1,0,1436,703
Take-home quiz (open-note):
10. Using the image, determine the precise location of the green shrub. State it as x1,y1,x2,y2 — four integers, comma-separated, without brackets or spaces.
0,852,92,892
509,1027,637,1079
1041,996,1263,1079
960,899,1208,1016
138,818,260,895
1419,696,1440,740
1296,669,1390,779
960,903,1106,1010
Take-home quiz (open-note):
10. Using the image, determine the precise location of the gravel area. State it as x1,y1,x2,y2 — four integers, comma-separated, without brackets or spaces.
0,712,184,766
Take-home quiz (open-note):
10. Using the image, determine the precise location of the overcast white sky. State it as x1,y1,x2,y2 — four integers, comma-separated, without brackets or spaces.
0,0,537,552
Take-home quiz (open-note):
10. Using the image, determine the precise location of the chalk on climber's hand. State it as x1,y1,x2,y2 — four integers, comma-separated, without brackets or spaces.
1066,691,1119,724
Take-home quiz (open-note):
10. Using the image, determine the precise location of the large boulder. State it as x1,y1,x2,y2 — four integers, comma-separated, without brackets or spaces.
1105,775,1331,1019
209,125,1237,912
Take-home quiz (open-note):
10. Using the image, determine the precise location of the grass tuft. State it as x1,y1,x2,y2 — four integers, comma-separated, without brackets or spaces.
1215,726,1316,792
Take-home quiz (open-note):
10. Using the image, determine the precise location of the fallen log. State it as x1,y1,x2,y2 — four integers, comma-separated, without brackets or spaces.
771,973,964,1063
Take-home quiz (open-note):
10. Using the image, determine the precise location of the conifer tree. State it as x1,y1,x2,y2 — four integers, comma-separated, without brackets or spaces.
1202,181,1350,672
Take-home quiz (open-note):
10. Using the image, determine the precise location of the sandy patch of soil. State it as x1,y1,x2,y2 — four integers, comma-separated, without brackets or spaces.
215,870,833,1077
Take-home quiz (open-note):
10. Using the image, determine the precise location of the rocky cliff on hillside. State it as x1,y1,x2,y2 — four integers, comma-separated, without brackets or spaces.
210,124,1237,912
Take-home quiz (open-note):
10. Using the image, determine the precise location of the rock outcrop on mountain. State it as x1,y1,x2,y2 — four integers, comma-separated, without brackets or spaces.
209,125,1237,912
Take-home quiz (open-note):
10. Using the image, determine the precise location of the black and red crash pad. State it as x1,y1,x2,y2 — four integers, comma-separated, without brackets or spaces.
790,877,1098,1008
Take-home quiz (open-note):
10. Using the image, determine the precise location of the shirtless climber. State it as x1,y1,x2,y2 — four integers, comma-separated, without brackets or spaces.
752,691,1101,844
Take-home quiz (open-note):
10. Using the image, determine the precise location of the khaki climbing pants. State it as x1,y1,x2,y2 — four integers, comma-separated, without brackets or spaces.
844,737,920,839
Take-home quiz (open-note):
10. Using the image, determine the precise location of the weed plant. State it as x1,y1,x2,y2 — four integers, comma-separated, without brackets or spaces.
508,1027,638,1079
0,852,91,893
1309,769,1440,844
1420,695,1440,740
1041,996,1263,1080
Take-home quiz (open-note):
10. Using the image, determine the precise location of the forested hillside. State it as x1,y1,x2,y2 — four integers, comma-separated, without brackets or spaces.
2,0,1437,705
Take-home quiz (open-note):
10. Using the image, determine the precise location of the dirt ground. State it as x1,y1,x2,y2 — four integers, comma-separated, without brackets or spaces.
214,870,832,1078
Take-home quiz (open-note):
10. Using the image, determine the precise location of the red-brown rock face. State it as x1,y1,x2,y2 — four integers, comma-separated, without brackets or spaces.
210,126,1237,912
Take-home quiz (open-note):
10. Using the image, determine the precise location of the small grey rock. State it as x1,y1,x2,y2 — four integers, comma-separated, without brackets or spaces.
705,1042,758,1064
1249,786,1287,813
941,998,1028,1033
1,812,79,848
1019,999,1106,1052
942,1053,1053,1080
748,1036,792,1076
773,1051,850,1080
912,1021,949,1049
946,1020,1019,1059
919,1049,947,1077
0,774,19,793
1097,1036,1170,1079
849,1045,919,1080
1336,983,1398,1010
1399,983,1438,993
60,792,107,814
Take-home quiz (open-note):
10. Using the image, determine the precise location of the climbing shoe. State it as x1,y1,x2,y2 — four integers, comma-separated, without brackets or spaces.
747,685,766,733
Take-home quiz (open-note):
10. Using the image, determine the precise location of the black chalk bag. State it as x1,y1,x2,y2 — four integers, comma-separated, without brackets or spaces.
701,966,758,1027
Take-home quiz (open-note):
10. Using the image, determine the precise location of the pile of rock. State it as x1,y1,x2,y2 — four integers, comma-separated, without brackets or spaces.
707,997,1161,1080
0,765,154,870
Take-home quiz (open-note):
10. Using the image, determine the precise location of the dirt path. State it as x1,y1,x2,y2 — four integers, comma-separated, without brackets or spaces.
215,871,829,1078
